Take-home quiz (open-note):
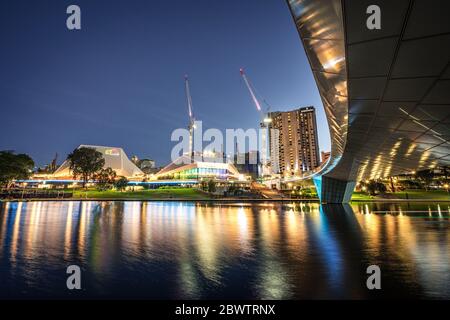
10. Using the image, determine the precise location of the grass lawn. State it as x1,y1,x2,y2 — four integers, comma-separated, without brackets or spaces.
352,189,450,201
72,188,212,200
71,188,450,201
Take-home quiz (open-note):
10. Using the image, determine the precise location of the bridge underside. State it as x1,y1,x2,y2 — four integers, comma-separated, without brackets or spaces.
288,0,450,203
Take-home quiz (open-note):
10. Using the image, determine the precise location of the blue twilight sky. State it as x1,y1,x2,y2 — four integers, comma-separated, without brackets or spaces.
0,0,330,167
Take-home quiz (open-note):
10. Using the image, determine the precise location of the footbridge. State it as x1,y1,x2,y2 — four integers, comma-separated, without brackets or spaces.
287,0,450,202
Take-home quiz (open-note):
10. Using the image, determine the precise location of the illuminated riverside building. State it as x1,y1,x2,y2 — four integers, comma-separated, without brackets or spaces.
153,155,242,181
52,145,144,179
268,106,320,177
25,146,245,189
26,145,145,188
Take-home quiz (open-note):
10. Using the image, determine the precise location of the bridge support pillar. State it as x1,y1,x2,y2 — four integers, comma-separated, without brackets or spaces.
313,176,356,204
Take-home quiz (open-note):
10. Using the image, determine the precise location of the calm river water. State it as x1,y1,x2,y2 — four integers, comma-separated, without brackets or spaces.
0,201,449,299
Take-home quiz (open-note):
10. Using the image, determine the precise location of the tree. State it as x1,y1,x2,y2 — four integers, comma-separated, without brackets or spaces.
365,180,387,196
67,147,105,188
389,177,396,193
95,167,117,190
115,176,129,191
376,181,387,194
207,179,216,193
442,166,449,180
365,180,376,196
200,180,208,191
228,184,236,195
416,169,434,191
0,151,34,188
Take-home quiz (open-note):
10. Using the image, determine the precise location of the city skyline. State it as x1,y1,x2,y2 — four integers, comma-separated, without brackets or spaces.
1,0,450,305
0,0,330,167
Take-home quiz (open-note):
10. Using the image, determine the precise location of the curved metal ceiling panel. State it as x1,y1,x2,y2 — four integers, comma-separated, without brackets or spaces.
288,0,348,177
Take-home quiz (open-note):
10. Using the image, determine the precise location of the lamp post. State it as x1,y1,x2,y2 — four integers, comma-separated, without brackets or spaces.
444,184,449,198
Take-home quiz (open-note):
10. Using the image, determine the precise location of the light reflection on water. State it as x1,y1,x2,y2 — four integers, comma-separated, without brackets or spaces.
0,201,449,299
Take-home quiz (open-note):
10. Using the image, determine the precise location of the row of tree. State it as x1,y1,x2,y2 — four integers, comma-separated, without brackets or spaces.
94,167,128,191
200,179,216,193
0,147,129,190
360,167,450,195
360,180,387,196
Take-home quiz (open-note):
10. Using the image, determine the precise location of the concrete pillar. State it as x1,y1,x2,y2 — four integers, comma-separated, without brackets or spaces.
313,175,356,204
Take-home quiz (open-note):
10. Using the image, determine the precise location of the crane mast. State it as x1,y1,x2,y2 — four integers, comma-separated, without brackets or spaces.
239,68,272,176
185,75,195,126
184,75,195,158
240,68,262,111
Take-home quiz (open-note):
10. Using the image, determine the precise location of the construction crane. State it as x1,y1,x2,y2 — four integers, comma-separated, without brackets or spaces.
240,68,272,122
240,68,262,111
239,68,324,182
239,68,272,176
184,74,196,158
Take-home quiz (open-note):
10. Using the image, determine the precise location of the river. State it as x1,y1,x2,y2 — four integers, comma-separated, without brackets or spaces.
0,201,449,299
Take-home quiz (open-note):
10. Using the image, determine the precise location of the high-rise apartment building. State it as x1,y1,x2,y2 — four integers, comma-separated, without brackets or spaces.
268,106,320,176
321,151,331,165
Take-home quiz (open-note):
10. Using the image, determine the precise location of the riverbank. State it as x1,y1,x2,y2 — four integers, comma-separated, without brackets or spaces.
65,188,450,202
1,188,449,202
2,197,449,203
352,190,450,201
